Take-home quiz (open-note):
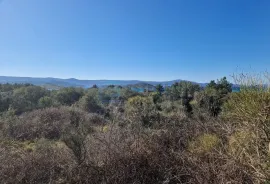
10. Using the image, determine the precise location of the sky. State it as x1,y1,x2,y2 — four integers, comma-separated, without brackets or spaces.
0,0,270,82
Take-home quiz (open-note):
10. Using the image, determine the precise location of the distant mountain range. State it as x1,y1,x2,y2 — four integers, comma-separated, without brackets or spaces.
0,76,239,91
0,76,209,88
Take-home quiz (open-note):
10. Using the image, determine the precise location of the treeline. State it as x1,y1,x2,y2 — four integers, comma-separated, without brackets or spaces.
0,75,270,184
0,84,138,115
0,77,231,116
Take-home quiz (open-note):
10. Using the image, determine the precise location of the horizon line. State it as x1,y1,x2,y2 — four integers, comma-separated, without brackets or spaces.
0,75,207,83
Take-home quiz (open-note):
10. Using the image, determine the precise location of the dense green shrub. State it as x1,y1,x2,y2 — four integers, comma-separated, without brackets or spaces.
165,81,200,101
38,96,54,108
0,92,11,113
193,77,232,116
78,88,104,113
0,83,33,92
10,86,48,114
54,87,84,106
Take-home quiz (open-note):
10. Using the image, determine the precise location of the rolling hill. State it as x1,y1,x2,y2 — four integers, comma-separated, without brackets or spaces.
0,76,187,88
0,76,239,90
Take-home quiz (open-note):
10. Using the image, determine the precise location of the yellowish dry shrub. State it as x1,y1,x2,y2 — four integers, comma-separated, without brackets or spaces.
189,133,221,154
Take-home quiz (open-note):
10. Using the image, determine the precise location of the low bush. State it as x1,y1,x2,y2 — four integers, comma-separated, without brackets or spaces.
0,139,75,184
2,107,102,141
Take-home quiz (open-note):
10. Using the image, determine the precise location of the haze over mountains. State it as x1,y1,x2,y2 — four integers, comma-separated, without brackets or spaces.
0,76,209,88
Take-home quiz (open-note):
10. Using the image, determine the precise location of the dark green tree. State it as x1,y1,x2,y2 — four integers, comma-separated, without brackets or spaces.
166,81,200,101
206,77,232,95
92,84,98,89
156,84,165,95
107,85,115,88
0,92,11,113
201,77,232,116
207,80,217,89
216,77,233,95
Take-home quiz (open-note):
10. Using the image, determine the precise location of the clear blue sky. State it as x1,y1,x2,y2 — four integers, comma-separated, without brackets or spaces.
0,0,269,82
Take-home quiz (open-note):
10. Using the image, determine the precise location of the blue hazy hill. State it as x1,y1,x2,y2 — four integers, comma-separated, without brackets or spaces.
0,76,239,90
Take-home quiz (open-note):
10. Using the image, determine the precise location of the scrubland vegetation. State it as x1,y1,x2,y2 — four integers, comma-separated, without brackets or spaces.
0,74,270,184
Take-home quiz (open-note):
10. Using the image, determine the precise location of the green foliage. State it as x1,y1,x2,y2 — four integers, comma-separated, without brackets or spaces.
152,84,164,105
92,84,98,88
118,87,139,101
99,87,119,104
195,77,232,116
166,81,200,113
155,84,164,95
38,96,54,108
54,87,84,106
197,88,223,116
166,81,200,101
150,92,162,105
62,132,87,164
0,83,33,92
205,77,232,95
61,108,93,164
78,88,104,113
10,86,48,114
165,81,200,114
107,85,115,88
0,92,11,113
